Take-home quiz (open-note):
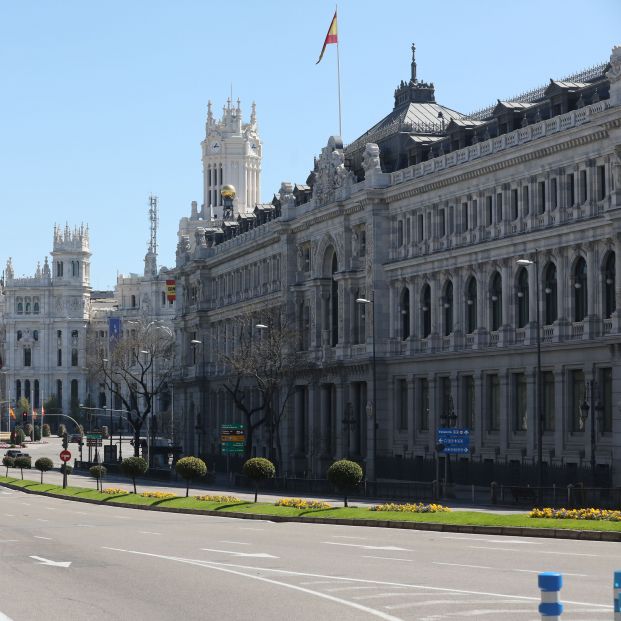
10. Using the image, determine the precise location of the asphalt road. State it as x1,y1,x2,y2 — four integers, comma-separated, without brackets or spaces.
0,486,617,620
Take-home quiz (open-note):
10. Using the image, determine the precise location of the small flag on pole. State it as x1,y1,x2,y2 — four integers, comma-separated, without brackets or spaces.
32,409,37,419
9,408,15,419
316,10,338,64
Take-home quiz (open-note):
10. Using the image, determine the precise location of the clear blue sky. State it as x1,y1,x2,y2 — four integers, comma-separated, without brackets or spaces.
1,0,619,290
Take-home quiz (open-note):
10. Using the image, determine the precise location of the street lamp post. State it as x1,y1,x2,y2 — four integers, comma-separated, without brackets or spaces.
190,339,203,458
440,395,458,495
102,358,113,452
517,250,543,500
356,296,377,482
141,349,155,467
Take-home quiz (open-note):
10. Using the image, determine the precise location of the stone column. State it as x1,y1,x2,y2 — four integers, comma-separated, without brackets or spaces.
585,242,600,338
498,371,509,454
613,233,621,333
553,367,565,463
407,378,416,451
335,383,344,458
526,369,536,458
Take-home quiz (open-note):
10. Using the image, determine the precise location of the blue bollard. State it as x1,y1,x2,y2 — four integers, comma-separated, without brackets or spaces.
538,572,563,619
614,570,621,621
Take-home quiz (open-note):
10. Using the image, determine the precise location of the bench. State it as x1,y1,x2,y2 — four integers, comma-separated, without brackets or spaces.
511,486,537,504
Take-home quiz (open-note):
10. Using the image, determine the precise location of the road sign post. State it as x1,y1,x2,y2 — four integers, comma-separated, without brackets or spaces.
221,425,245,472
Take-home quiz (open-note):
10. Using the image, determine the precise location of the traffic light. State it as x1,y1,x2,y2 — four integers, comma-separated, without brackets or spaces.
22,412,27,423
62,432,69,450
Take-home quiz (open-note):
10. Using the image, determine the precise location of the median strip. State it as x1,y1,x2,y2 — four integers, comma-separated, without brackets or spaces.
1,475,621,541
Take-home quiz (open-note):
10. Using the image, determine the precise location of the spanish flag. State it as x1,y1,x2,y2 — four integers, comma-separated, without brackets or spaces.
9,407,15,420
32,409,37,419
316,10,338,64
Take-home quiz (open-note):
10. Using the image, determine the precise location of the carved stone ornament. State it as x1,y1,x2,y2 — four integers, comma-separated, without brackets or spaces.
312,136,355,207
362,143,382,175
606,46,621,84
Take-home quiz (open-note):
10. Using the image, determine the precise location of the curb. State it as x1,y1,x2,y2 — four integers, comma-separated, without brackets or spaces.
2,480,620,542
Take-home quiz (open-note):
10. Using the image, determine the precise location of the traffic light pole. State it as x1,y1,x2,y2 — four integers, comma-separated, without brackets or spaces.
62,432,69,489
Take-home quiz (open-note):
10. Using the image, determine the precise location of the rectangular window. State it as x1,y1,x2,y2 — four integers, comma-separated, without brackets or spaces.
496,193,503,222
396,379,408,431
543,371,555,432
597,165,606,201
464,375,475,430
57,349,62,367
448,206,454,235
487,374,499,431
511,189,518,220
440,377,451,422
439,210,446,237
472,199,478,227
24,348,31,367
461,203,469,232
538,181,546,214
513,373,527,431
419,378,429,431
522,186,530,216
417,214,424,241
397,220,404,247
601,367,612,433
568,173,575,206
486,196,493,225
71,348,78,367
580,170,587,203
551,178,557,209
570,369,585,432
405,217,411,245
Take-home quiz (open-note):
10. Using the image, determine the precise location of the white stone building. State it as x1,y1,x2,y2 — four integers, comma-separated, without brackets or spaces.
174,45,621,485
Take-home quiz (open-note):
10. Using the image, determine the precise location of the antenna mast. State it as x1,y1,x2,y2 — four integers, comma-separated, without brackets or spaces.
145,194,159,277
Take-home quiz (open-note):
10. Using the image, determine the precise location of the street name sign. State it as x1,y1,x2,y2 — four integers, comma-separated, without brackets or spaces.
436,428,470,454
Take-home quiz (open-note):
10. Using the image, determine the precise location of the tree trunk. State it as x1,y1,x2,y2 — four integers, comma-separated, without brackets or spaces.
20,468,23,480
132,477,137,494
344,494,348,508
186,481,189,497
254,485,258,503
133,426,141,457
40,471,43,484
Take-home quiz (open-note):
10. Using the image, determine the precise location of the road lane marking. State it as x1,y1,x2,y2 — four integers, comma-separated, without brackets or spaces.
75,524,95,528
325,586,383,592
220,541,251,545
102,547,402,621
29,555,71,568
36,519,49,523
442,536,542,545
323,542,410,551
331,535,368,540
434,562,492,570
0,610,15,620
0,540,19,543
34,536,53,541
200,548,278,559
363,556,414,562
101,547,609,610
139,531,162,536
3,515,14,517
239,527,263,531
468,546,599,557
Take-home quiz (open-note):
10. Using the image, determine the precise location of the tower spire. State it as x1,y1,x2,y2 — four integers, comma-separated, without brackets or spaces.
410,43,417,84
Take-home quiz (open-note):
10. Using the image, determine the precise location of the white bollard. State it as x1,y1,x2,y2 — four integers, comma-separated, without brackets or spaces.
614,570,621,621
538,572,563,620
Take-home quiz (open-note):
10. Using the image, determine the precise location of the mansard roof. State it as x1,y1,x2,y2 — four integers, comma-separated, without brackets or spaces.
544,80,588,96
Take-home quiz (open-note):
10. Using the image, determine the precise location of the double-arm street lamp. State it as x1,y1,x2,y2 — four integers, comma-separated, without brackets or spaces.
517,250,543,499
355,296,377,482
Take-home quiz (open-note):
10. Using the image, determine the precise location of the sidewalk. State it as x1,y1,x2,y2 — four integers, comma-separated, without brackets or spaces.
3,466,526,514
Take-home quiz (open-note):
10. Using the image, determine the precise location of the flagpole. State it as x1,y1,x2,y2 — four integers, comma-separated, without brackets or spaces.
336,6,342,138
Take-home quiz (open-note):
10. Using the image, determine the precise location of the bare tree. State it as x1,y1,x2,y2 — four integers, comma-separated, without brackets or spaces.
218,307,309,469
87,320,175,457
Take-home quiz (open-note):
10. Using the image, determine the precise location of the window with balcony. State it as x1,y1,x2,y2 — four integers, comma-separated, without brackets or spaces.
603,252,615,319
466,277,477,334
573,257,587,322
544,263,558,325
490,271,502,331
400,287,410,340
443,281,453,336
516,267,529,328
421,284,431,338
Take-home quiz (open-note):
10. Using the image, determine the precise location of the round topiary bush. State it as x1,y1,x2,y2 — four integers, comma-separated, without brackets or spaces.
42,424,51,438
14,455,31,480
11,428,25,445
120,456,148,494
327,459,363,507
175,456,207,497
23,423,33,438
242,457,275,502
89,465,107,491
58,424,67,437
35,457,54,484
33,425,41,442
60,463,73,476
2,456,14,477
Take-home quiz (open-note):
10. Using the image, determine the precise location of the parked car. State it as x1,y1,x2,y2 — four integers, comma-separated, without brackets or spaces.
4,449,29,459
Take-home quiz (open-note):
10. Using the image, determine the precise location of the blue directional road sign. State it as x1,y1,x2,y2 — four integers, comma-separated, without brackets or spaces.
436,428,470,454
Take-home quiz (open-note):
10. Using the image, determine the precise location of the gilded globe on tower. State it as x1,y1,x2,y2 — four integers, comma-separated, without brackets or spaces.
221,184,236,199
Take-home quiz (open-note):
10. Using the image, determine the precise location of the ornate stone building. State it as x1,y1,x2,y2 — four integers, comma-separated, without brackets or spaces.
174,45,621,483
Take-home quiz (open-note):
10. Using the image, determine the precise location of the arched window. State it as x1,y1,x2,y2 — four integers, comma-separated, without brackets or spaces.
443,281,453,336
466,277,477,334
17,330,22,341
400,287,410,340
543,263,558,325
33,298,40,314
603,252,616,319
131,294,137,308
16,299,23,314
421,284,431,338
330,253,339,346
573,257,587,322
16,380,21,401
490,272,502,331
516,267,529,328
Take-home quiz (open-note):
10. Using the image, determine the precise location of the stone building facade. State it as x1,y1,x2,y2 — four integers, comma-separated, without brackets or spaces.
174,45,621,484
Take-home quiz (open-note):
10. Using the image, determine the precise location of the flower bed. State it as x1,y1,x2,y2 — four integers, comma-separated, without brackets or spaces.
371,502,451,513
102,488,129,495
195,494,241,502
275,497,332,510
530,507,621,521
140,491,177,499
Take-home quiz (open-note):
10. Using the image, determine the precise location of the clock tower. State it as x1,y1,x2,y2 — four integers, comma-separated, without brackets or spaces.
201,98,262,220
